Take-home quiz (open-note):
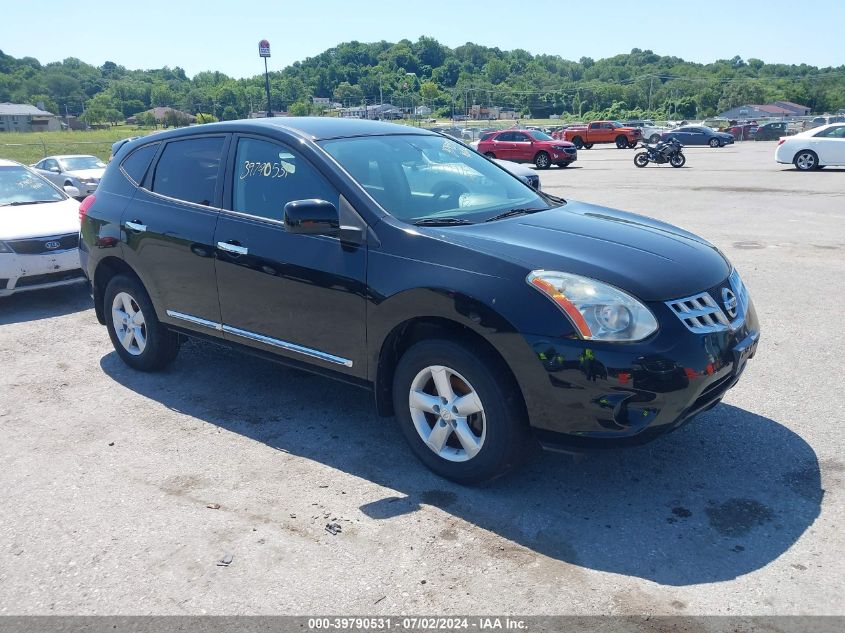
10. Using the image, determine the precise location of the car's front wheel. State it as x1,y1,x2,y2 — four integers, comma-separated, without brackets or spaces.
534,151,551,169
709,138,721,148
104,275,180,371
793,150,819,171
392,340,529,484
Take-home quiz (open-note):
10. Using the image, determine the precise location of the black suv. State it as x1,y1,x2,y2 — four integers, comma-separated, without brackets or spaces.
80,118,760,483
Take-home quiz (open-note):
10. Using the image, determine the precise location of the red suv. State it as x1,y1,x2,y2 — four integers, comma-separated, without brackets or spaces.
477,129,577,169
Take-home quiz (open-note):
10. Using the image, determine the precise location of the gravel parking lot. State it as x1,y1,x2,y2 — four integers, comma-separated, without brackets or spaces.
1,141,843,616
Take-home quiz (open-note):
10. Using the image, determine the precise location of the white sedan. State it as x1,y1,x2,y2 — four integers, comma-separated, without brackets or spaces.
0,159,86,297
776,123,845,170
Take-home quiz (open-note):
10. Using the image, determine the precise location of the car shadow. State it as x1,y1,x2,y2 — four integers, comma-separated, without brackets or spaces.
99,340,822,587
0,283,92,325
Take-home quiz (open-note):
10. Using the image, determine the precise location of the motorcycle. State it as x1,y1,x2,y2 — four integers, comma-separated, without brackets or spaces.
633,137,686,168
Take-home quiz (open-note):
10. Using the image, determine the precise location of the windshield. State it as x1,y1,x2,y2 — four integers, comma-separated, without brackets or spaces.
528,130,553,141
611,121,625,128
0,166,65,207
60,156,106,171
320,134,553,224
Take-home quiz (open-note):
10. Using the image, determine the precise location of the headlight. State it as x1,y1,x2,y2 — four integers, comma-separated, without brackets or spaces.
527,271,658,342
0,241,12,254
551,145,568,151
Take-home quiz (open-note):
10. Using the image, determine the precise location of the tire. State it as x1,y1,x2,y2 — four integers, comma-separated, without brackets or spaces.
583,143,594,149
484,151,496,158
793,150,819,171
534,151,551,169
633,152,649,168
670,153,686,168
571,136,584,149
392,339,530,484
709,138,720,148
649,133,662,144
104,274,180,372
615,135,629,149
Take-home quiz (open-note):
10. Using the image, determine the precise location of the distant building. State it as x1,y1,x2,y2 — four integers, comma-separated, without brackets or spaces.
338,103,403,119
127,107,197,125
312,97,331,106
718,101,810,120
414,105,432,116
248,110,290,118
0,102,61,132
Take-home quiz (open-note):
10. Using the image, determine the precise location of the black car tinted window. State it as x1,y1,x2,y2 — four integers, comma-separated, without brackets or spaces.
231,137,337,222
152,137,224,206
120,143,159,186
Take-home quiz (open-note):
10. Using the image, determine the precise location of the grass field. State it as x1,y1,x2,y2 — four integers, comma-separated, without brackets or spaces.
0,126,155,165
0,118,571,166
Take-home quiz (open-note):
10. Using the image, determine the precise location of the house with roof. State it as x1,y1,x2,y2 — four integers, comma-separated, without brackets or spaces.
0,102,61,132
126,107,196,125
718,101,810,120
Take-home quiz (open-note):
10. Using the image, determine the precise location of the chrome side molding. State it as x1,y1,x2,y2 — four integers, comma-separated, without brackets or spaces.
222,324,353,367
166,310,223,331
164,310,352,367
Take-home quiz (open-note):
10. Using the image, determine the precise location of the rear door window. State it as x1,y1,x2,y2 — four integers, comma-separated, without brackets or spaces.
151,136,225,206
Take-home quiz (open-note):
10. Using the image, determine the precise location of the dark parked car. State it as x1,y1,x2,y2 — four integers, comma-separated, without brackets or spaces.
754,122,789,141
662,126,735,147
80,118,759,483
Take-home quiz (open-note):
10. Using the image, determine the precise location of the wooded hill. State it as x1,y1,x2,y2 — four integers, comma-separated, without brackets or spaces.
2,39,843,124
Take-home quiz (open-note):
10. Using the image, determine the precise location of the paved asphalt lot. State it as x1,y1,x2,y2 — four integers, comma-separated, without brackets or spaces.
1,141,843,615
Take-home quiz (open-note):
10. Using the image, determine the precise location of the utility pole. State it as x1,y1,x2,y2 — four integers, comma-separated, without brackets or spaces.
648,75,654,114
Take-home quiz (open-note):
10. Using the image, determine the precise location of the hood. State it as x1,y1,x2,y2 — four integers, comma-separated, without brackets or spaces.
445,201,730,301
537,139,575,147
66,168,105,180
0,198,80,240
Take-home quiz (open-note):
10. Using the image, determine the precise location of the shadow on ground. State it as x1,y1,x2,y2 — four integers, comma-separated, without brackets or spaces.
0,284,92,325
100,339,822,586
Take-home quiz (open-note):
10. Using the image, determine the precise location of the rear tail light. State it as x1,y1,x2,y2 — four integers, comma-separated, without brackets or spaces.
777,139,786,146
79,194,96,223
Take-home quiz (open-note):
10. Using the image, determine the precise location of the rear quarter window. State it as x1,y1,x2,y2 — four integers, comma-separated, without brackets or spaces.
120,143,159,186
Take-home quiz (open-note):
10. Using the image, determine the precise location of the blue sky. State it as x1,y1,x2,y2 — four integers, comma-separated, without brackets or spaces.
1,0,842,77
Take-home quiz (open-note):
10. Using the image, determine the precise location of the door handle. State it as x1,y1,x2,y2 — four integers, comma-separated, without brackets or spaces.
217,241,248,256
125,220,146,232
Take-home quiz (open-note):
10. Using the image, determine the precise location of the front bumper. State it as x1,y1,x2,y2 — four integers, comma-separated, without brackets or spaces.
517,295,760,450
0,249,85,297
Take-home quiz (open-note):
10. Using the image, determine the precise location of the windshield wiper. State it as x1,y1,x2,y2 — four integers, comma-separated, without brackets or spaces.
412,217,474,226
0,200,57,207
484,207,545,222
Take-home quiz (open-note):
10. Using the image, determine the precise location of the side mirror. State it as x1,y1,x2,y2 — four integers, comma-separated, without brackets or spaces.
284,199,339,237
50,166,61,173
64,185,80,197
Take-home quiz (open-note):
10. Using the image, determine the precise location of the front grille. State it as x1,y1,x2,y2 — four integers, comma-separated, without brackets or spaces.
15,269,85,288
563,147,577,155
666,270,750,334
666,292,731,334
7,233,79,255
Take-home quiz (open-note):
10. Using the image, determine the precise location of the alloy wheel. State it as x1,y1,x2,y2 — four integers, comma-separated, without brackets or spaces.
111,291,147,356
408,365,486,462
795,152,817,170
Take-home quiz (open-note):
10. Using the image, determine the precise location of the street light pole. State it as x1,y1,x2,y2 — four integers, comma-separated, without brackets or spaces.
259,40,272,117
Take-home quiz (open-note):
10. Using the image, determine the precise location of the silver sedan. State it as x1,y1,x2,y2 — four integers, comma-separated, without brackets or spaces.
30,154,106,198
